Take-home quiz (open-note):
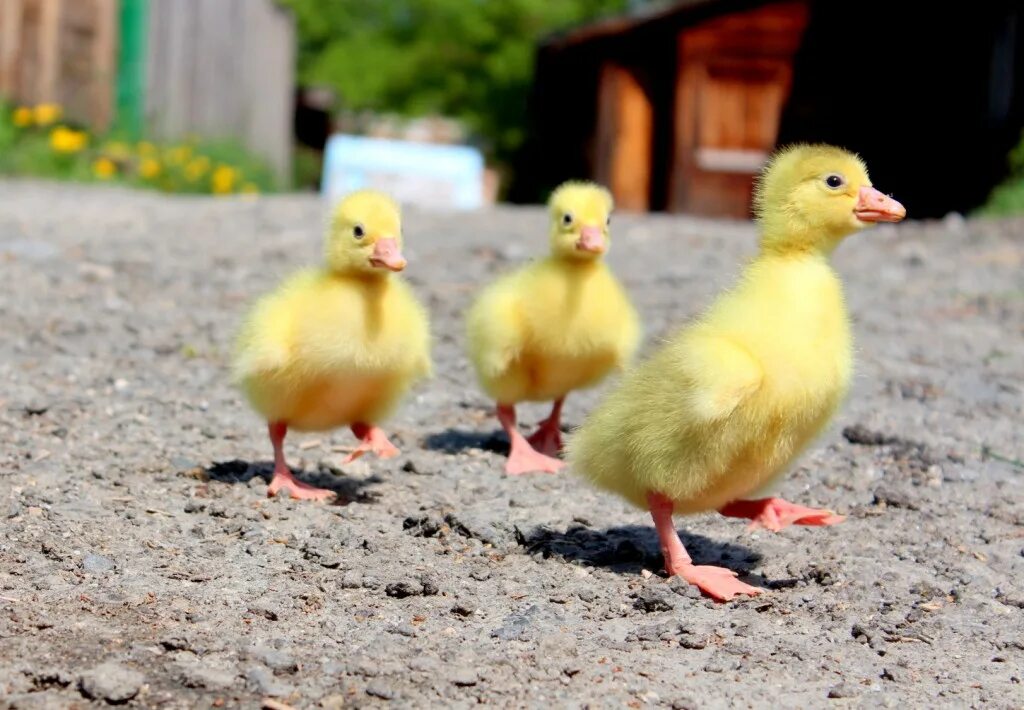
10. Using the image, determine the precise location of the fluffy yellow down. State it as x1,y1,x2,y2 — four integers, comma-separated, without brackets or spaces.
567,145,883,512
466,181,641,404
232,190,431,431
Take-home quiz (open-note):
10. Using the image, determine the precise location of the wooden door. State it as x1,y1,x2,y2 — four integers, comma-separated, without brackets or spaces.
669,1,809,217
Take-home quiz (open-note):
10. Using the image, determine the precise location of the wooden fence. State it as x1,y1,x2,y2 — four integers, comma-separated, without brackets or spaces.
144,0,295,179
0,0,118,130
0,0,295,181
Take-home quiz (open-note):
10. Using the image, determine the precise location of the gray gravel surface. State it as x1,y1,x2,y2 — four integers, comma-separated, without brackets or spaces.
1,181,1022,708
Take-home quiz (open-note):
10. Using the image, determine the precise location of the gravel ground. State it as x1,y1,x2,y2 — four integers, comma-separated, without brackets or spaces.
1,181,1022,709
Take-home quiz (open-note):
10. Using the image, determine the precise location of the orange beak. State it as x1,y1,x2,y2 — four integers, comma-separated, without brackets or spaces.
369,237,406,271
855,186,906,223
576,225,606,254
368,237,407,270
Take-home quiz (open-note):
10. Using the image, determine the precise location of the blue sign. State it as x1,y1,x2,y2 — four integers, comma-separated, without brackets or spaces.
321,134,485,210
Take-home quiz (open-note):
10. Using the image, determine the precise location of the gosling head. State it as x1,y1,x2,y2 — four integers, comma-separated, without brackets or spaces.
325,190,406,275
754,144,906,254
547,181,614,261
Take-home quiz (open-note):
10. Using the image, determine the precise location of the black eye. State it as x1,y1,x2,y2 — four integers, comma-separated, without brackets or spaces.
825,174,844,189
562,213,573,226
353,224,365,239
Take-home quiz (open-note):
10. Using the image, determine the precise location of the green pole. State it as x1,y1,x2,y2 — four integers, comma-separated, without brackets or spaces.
115,0,147,139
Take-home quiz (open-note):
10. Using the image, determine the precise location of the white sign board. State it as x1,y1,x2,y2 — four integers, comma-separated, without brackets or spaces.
321,134,485,210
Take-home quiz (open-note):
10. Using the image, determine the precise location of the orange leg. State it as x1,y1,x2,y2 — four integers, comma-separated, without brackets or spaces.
497,404,565,475
342,422,401,464
647,492,762,602
266,421,335,501
719,497,845,532
527,397,564,457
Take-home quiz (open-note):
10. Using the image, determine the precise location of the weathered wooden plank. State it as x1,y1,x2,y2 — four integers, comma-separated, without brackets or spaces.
12,0,36,101
595,63,652,212
192,0,238,135
37,0,60,103
144,0,167,134
0,0,25,96
142,0,294,180
62,0,94,30
0,0,112,130
90,0,117,130
146,0,199,139
239,0,294,180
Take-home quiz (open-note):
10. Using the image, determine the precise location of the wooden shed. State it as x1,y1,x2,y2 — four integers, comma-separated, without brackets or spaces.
0,0,295,180
513,0,1024,219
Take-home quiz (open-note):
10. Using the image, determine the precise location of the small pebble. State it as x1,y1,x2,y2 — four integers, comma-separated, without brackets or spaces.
245,667,293,697
81,553,115,575
702,656,739,673
386,580,424,598
79,662,144,703
179,663,236,690
366,682,397,700
828,682,862,699
634,587,674,613
252,646,297,673
24,402,49,416
451,669,478,686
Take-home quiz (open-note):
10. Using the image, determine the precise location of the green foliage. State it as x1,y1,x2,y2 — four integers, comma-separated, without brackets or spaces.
981,130,1024,216
279,0,629,165
292,144,324,190
0,101,277,195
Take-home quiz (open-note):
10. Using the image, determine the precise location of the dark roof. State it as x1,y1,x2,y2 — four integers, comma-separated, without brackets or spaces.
541,0,774,51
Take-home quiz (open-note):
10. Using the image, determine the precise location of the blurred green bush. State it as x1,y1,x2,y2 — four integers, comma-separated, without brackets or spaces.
281,0,630,167
0,102,277,196
982,132,1024,216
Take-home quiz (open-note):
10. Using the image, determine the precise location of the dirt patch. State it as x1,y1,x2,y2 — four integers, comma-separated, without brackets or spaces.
1,183,1022,707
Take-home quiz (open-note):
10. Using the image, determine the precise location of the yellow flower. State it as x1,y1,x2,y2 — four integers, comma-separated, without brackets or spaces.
137,141,157,157
33,103,62,126
50,126,87,154
241,182,260,195
92,158,117,180
184,156,211,182
139,157,162,179
165,145,193,165
12,107,33,127
211,165,238,194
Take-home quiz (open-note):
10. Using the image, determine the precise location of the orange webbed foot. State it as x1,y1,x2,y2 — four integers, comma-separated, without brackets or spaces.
505,445,565,476
648,491,763,602
343,423,401,464
496,402,565,475
267,471,336,502
668,561,763,602
719,497,845,532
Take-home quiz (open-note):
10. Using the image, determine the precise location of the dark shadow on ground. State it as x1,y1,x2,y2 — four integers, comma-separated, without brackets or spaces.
205,459,382,505
421,428,509,454
422,424,574,455
519,523,772,588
